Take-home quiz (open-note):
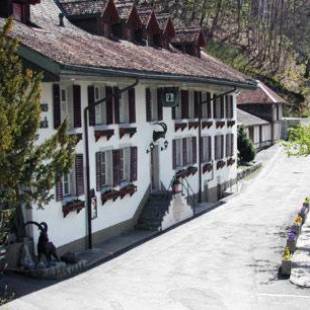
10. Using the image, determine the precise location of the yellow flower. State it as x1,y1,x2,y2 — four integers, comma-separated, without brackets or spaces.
282,247,292,261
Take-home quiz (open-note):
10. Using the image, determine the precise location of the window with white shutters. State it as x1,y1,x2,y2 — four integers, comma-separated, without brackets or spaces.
215,135,224,160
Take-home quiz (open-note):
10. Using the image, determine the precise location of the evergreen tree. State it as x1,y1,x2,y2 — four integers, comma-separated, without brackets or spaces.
0,19,76,238
237,126,256,163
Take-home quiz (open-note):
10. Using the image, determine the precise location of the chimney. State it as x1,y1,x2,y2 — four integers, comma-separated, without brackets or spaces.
59,13,64,27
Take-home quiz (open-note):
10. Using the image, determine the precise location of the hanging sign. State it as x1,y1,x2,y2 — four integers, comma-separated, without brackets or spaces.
161,87,179,107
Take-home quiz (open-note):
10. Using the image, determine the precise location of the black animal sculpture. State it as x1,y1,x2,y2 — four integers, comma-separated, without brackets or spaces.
25,221,59,263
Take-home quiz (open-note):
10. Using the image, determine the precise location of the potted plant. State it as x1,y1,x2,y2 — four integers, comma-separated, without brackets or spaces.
187,166,198,176
119,181,137,199
62,199,85,217
101,186,119,205
281,247,292,276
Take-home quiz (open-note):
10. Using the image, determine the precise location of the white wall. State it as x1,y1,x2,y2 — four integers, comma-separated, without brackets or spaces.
29,81,238,249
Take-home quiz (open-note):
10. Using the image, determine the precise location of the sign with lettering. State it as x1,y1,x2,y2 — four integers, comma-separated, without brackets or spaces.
161,87,179,107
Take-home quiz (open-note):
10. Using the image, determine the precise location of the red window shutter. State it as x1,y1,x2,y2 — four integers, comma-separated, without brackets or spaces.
55,178,63,202
52,84,61,129
73,85,81,128
182,138,187,166
230,96,234,118
106,86,113,124
221,135,224,158
130,146,138,182
220,96,225,118
231,134,234,156
226,134,229,157
146,88,152,122
128,88,136,123
199,137,204,162
206,92,212,118
157,88,163,121
172,140,176,169
213,94,217,119
113,150,121,186
88,86,96,126
75,154,84,195
208,137,212,161
96,152,101,191
172,107,176,120
114,87,120,124
194,92,201,118
181,90,189,119
192,137,197,164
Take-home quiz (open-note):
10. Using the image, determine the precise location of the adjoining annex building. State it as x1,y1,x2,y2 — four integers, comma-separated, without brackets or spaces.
0,0,256,254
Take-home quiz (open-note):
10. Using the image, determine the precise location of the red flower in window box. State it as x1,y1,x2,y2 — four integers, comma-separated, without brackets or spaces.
203,163,213,174
119,127,137,139
175,122,187,132
227,120,236,127
187,166,198,175
176,169,188,179
216,160,226,170
95,129,114,141
227,158,236,166
119,183,137,199
202,120,213,129
63,199,85,218
216,121,225,128
188,121,199,129
101,189,120,205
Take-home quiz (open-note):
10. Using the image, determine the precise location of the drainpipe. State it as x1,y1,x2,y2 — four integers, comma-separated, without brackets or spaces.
198,87,237,203
84,78,140,250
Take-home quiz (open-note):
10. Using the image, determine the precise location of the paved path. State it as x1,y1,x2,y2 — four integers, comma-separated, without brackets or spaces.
5,146,310,310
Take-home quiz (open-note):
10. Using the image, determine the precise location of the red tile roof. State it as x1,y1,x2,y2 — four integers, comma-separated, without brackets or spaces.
238,80,286,104
58,0,110,17
0,0,254,87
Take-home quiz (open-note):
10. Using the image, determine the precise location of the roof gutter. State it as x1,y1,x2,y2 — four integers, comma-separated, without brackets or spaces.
60,64,257,90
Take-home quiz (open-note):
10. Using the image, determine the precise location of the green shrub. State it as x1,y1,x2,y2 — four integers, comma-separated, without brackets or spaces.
238,126,256,163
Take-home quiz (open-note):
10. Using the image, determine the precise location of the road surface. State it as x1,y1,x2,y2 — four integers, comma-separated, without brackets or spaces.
5,146,310,310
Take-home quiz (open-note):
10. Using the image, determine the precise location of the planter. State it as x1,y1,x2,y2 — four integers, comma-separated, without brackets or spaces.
216,160,226,170
216,120,225,128
281,260,292,276
227,120,236,127
187,166,198,176
119,127,137,139
188,121,199,129
94,129,114,141
176,169,188,179
227,158,236,166
175,122,187,132
119,184,137,199
203,163,213,174
62,200,85,218
201,120,213,129
101,190,120,205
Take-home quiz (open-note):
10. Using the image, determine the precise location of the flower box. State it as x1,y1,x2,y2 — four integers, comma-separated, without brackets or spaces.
227,120,236,127
119,184,137,199
227,158,236,166
175,122,187,132
119,127,137,139
95,129,114,141
201,120,213,129
188,121,199,129
63,200,85,218
216,120,225,128
187,166,198,176
101,190,120,205
216,160,226,170
203,163,213,174
176,169,188,179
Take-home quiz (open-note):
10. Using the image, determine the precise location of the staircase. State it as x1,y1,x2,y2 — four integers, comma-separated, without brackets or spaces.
136,192,172,231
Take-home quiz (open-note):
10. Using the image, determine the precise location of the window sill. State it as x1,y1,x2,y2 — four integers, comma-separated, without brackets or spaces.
119,126,137,139
94,128,114,141
201,120,213,129
227,120,236,127
62,199,85,218
216,160,226,170
202,162,213,174
175,122,187,132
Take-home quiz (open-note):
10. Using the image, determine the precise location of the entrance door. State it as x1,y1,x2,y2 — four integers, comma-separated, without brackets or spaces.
150,145,160,192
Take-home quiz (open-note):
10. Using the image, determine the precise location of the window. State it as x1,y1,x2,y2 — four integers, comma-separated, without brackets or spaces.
201,136,212,162
215,135,224,160
94,86,107,125
202,92,212,119
55,154,85,201
119,91,129,124
116,88,136,124
60,87,74,129
145,88,163,121
226,95,234,119
188,91,195,119
172,137,197,169
226,134,234,157
96,147,138,191
213,95,224,119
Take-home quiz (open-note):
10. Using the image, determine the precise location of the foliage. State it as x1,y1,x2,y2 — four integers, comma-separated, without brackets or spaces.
283,125,310,157
0,18,76,229
237,126,256,164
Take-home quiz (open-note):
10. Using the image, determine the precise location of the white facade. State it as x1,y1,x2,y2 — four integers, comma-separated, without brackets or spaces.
28,79,238,252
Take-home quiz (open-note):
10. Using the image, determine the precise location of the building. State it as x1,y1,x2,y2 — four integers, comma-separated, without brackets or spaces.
238,80,286,145
0,0,256,254
237,109,271,150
